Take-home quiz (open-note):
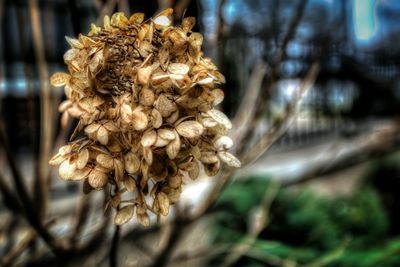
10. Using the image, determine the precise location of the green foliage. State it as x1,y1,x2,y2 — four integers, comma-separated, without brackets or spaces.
211,176,399,267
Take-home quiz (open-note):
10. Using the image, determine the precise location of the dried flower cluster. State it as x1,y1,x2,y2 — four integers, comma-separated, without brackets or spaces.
49,9,240,226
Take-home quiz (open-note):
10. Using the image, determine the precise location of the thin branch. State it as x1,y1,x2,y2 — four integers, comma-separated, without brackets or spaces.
28,0,52,218
69,193,92,245
195,62,319,217
148,216,189,267
109,225,121,267
234,0,309,155
218,182,280,267
232,62,267,141
281,122,400,187
241,63,320,166
171,245,228,264
96,0,118,26
0,122,67,256
117,0,130,14
0,173,23,214
0,230,37,267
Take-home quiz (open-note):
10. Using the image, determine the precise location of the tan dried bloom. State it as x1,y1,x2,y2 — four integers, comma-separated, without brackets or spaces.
49,9,240,226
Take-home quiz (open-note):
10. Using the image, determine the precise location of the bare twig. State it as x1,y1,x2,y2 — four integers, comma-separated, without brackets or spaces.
282,121,400,187
232,62,268,141
0,122,67,256
96,0,118,25
174,0,192,20
241,63,320,166
0,230,37,267
234,0,309,156
28,0,53,218
69,193,92,245
109,225,121,267
0,173,23,214
171,245,228,264
118,0,130,14
195,62,319,217
148,216,190,267
219,182,280,267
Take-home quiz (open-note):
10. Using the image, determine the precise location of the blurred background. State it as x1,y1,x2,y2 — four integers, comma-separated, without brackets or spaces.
2,0,400,266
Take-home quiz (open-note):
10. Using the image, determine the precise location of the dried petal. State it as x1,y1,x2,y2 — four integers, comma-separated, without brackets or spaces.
96,154,114,169
207,109,232,129
124,152,140,174
168,63,190,75
151,109,163,128
154,16,171,29
143,146,153,165
211,89,224,106
85,123,101,134
132,108,148,131
124,176,137,192
137,213,150,227
50,72,70,87
182,17,196,32
88,168,108,189
114,205,134,225
59,159,76,180
70,167,91,180
141,130,157,147
129,13,145,24
139,88,155,106
213,136,233,150
157,192,170,216
157,128,175,141
97,126,109,145
77,148,89,169
166,130,181,159
154,94,177,117
218,151,241,167
200,152,219,164
176,121,204,138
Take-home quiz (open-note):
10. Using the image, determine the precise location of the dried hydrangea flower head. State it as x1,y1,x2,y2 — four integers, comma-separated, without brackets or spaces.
49,9,240,226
